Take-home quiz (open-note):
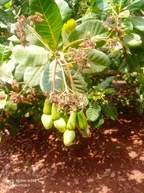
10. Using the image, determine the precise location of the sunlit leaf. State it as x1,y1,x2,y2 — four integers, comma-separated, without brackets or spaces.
123,33,142,47
12,45,50,67
0,44,12,62
55,0,72,22
72,72,88,93
29,0,63,50
24,66,44,87
86,103,101,122
131,16,144,32
69,19,108,42
82,49,110,75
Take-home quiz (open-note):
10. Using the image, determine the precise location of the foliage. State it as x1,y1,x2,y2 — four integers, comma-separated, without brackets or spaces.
0,0,144,145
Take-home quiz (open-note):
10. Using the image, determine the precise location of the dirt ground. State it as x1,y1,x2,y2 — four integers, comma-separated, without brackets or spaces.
0,110,144,193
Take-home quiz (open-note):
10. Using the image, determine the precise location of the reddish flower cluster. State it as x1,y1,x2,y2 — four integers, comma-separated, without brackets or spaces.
16,15,28,46
28,12,43,23
46,91,88,113
16,12,43,46
11,80,20,91
10,88,37,104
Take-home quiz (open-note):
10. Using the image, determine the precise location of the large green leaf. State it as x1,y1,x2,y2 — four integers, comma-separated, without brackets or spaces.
0,9,14,25
123,33,142,47
40,60,63,92
0,0,10,5
55,0,72,22
72,72,88,93
98,76,115,89
120,53,142,73
29,0,63,50
131,16,144,32
0,44,12,62
102,103,118,120
14,64,27,81
24,66,44,87
12,45,50,67
91,0,111,13
0,60,14,84
128,0,144,11
81,49,110,75
69,20,108,42
86,102,101,122
119,59,131,73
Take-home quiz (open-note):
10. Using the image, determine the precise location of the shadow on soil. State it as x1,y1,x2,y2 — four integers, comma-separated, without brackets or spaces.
0,111,144,193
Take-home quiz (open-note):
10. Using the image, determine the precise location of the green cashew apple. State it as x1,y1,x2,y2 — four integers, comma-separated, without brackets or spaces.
63,129,75,146
77,111,88,130
54,117,67,133
79,127,90,138
41,114,53,130
51,104,60,120
66,111,76,130
43,98,51,115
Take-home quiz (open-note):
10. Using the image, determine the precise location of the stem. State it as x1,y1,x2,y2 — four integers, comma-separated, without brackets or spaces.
59,52,75,92
57,59,69,93
63,30,114,52
63,39,83,52
65,64,75,91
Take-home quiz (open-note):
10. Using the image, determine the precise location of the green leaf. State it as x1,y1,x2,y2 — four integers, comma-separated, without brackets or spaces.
119,10,130,19
55,0,72,22
123,53,142,72
128,0,144,11
29,0,63,50
69,19,108,42
82,49,110,75
98,76,115,89
0,8,14,25
72,72,88,93
119,59,131,73
4,100,17,113
14,64,27,81
0,44,12,62
86,103,101,122
94,115,104,128
0,60,14,84
0,0,10,5
136,101,143,115
104,88,116,94
123,33,142,47
91,0,111,13
131,16,144,32
40,60,63,92
122,19,133,32
0,91,7,109
24,66,44,87
12,45,50,67
137,70,144,85
102,103,118,120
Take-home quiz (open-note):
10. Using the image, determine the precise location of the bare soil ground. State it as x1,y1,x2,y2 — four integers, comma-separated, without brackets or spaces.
0,110,144,193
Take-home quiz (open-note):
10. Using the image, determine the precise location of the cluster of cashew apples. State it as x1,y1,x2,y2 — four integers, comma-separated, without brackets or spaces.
41,98,90,146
